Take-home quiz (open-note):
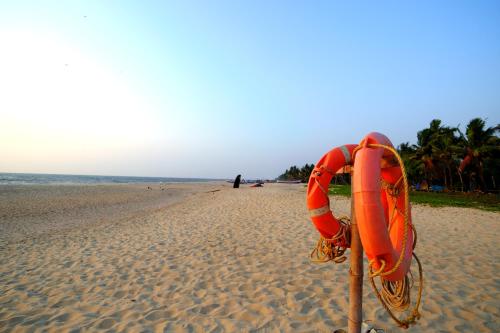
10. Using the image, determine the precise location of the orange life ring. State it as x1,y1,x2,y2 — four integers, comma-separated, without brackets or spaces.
353,132,413,281
306,144,357,246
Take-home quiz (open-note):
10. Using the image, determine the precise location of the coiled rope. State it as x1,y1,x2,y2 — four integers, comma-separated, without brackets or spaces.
310,216,351,263
369,253,423,328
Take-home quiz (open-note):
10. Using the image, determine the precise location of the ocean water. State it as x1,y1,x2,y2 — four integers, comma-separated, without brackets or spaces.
0,173,219,185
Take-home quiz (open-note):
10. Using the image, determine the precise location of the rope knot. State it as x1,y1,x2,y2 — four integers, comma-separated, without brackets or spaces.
313,165,337,178
369,259,387,278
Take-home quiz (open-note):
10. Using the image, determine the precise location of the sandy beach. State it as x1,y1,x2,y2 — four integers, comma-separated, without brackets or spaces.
0,183,498,332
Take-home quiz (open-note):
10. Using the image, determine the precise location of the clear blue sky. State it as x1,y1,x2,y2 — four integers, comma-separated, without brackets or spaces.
1,1,499,178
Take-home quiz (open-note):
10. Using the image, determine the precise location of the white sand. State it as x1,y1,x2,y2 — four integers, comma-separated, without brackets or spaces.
0,183,498,332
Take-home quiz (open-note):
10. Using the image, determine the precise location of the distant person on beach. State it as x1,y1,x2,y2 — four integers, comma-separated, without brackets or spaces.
233,174,241,188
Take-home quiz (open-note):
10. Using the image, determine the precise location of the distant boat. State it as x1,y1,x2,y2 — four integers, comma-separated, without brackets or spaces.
276,180,302,184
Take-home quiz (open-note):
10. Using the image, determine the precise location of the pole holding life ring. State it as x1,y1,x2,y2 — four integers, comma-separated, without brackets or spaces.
306,134,423,329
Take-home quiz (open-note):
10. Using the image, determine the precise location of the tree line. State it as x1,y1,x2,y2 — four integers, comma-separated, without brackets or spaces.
278,118,499,192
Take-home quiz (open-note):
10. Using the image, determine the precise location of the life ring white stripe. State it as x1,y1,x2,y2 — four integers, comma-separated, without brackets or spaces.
340,145,351,164
309,205,331,217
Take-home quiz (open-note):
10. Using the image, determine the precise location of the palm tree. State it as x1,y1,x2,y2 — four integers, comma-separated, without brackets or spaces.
299,164,314,182
413,120,439,187
413,120,443,188
398,142,424,186
278,164,316,182
433,125,462,190
278,165,302,181
458,118,500,191
413,119,463,190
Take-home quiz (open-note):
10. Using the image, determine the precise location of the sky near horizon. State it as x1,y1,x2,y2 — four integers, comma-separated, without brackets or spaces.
1,1,499,179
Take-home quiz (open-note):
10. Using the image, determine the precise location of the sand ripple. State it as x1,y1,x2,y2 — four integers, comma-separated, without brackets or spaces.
0,183,498,332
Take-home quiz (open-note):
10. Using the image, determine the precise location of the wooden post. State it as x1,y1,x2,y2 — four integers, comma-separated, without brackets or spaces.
348,177,363,333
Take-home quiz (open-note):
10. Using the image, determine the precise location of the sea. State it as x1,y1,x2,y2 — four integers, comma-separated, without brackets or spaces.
0,173,220,185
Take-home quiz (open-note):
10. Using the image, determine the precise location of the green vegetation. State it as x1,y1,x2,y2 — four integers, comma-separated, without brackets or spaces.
409,191,499,211
281,117,499,210
399,118,499,192
328,185,352,196
280,118,499,191
278,164,314,183
326,184,499,212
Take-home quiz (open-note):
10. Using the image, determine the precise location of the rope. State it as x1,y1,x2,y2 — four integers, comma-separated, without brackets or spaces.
369,253,424,329
381,276,411,312
310,216,351,263
312,164,337,206
368,259,386,278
